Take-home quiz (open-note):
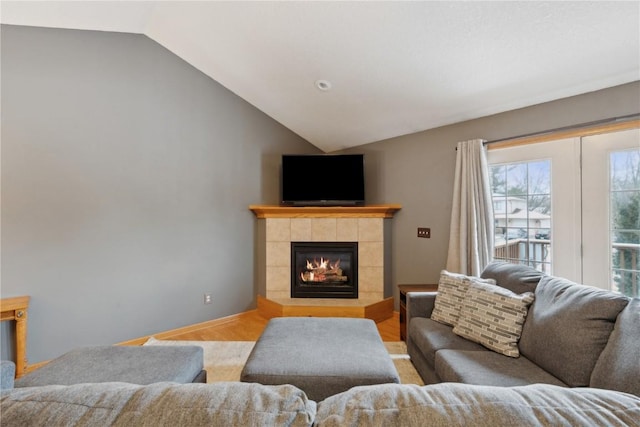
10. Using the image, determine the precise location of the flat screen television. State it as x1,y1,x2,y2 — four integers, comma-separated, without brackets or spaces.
281,154,365,206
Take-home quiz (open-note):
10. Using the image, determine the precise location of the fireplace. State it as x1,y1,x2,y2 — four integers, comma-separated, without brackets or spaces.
291,242,358,299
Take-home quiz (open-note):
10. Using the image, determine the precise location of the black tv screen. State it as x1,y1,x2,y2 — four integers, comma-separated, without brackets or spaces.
281,154,365,206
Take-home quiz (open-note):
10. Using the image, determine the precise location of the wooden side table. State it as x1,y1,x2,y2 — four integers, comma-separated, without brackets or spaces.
0,296,30,377
398,284,437,341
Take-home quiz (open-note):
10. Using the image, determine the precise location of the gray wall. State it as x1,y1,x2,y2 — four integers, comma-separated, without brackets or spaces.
344,81,639,309
1,25,320,363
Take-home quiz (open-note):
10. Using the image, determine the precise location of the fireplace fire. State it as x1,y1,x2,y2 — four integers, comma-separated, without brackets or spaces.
291,242,358,298
300,257,347,283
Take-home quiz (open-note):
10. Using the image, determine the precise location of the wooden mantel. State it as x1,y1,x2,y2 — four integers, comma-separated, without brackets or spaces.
249,204,402,218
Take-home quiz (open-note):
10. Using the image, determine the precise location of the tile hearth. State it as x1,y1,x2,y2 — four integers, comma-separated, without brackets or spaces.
257,295,395,322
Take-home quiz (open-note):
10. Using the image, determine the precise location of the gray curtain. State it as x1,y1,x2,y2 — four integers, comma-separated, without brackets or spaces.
446,139,494,276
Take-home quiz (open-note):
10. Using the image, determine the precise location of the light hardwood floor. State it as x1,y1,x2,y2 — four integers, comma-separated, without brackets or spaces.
26,311,401,373
161,310,401,342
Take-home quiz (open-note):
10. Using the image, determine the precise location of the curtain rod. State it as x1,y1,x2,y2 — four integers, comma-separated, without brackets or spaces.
482,113,640,146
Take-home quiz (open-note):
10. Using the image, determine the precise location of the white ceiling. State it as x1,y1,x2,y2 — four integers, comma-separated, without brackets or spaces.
2,1,639,152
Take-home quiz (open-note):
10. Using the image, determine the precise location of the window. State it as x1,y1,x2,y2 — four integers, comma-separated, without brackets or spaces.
490,160,552,273
610,148,640,297
488,126,639,298
581,129,639,298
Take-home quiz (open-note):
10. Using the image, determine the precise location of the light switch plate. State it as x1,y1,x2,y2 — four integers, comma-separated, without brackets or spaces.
417,227,431,238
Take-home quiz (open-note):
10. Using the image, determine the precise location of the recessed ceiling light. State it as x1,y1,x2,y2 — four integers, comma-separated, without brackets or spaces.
315,79,332,91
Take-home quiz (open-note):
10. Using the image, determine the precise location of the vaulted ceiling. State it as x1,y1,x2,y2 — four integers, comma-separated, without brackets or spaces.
2,1,639,152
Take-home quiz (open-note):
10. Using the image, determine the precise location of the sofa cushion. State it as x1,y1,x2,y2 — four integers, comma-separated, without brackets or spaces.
480,261,543,294
431,270,495,327
453,279,534,357
406,339,440,385
0,382,316,427
434,349,567,387
590,298,640,396
518,276,630,387
314,383,640,427
409,317,487,368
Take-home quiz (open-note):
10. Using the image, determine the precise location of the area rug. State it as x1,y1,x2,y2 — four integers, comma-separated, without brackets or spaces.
144,337,424,385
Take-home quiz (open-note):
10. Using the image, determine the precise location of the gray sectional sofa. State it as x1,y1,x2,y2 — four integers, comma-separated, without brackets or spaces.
406,261,640,397
1,378,639,426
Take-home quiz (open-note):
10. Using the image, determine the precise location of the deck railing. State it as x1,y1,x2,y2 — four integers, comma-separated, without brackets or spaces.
612,242,639,298
493,238,551,274
494,239,639,297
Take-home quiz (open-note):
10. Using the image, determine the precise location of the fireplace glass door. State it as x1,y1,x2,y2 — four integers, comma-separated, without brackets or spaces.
291,242,358,298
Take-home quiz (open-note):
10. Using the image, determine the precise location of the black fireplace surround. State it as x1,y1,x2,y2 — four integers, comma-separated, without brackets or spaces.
291,242,358,299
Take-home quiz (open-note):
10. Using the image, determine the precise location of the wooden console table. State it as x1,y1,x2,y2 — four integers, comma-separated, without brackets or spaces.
0,296,30,377
398,285,438,341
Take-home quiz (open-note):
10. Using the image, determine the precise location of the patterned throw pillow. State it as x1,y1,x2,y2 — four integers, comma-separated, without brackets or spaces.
431,271,495,327
453,278,535,358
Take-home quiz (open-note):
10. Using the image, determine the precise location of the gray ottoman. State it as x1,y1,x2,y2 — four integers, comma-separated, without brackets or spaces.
240,317,400,400
15,345,205,387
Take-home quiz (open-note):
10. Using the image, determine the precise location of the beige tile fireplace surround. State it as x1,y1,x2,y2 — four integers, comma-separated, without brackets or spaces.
250,205,401,321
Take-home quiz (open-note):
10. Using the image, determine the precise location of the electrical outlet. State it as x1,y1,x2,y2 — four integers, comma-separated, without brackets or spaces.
417,227,431,238
204,293,213,304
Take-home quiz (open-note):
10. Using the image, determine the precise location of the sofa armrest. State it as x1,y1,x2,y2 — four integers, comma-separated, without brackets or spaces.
1,360,16,390
405,292,437,354
406,292,437,323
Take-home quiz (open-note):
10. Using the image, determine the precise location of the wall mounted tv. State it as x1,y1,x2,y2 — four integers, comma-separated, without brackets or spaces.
281,154,365,206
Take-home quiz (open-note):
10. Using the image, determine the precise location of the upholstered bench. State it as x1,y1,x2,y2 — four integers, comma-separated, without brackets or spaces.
15,345,206,387
240,317,400,400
